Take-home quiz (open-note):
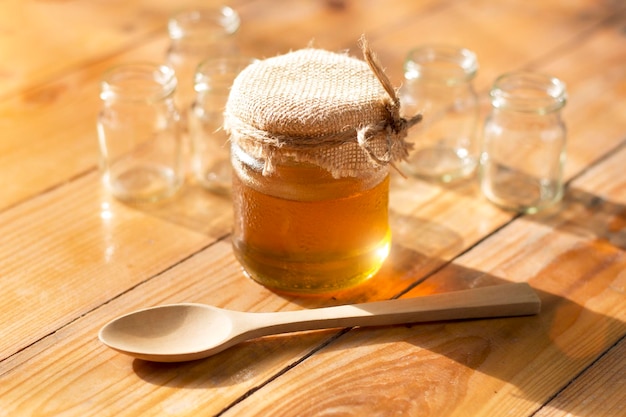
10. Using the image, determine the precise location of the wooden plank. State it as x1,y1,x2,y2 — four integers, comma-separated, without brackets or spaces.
0,37,167,210
220,134,626,417
0,240,360,415
572,141,626,205
0,147,522,414
0,0,442,97
4,0,622,212
374,0,625,88
0,135,520,414
236,0,445,58
533,336,626,417
0,0,254,97
378,2,626,183
217,14,626,411
0,172,226,360
1,117,621,417
1,1,624,416
0,0,443,211
1,0,260,210
0,200,521,416
535,11,626,180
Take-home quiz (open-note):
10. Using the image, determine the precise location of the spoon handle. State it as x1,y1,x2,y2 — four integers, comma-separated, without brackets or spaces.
243,283,540,338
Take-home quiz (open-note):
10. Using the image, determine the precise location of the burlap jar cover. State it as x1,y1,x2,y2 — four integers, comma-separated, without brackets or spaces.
224,38,422,178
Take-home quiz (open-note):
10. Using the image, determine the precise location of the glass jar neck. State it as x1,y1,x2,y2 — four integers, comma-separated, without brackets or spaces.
490,72,567,114
100,63,176,102
404,45,478,85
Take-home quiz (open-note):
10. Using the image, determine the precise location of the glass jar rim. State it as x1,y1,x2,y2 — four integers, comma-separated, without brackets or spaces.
168,6,240,40
404,45,478,83
100,63,177,102
490,71,567,113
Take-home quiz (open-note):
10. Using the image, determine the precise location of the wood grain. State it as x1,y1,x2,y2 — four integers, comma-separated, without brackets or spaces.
0,169,235,358
0,0,254,98
0,38,164,210
534,336,626,417
221,176,626,417
0,0,624,416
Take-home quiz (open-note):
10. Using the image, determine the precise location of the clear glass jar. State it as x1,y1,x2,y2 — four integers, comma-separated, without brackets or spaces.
97,63,183,203
166,7,240,115
398,45,479,182
231,144,391,294
189,56,256,193
479,72,567,213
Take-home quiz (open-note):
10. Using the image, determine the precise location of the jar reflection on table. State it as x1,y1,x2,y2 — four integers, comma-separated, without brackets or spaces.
398,45,479,182
96,63,183,203
231,144,391,294
479,72,567,214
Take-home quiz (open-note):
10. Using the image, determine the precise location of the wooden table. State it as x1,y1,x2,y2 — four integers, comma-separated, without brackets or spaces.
1,0,625,415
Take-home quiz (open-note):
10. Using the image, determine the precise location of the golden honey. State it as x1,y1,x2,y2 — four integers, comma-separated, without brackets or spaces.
231,147,390,294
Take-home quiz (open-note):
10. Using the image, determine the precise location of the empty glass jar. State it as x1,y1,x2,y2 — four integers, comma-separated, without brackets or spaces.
189,56,256,193
398,45,479,182
97,63,183,202
166,7,240,117
479,72,567,213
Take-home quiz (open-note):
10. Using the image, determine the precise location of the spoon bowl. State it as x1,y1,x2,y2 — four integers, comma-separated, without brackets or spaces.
99,304,235,360
99,282,540,362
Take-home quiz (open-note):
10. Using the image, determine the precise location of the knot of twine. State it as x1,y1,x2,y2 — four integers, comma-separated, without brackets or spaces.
356,36,422,165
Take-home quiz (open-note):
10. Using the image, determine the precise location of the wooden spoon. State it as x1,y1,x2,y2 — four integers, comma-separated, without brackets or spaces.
99,282,540,362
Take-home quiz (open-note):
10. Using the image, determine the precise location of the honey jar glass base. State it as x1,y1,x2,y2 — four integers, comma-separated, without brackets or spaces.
233,232,390,295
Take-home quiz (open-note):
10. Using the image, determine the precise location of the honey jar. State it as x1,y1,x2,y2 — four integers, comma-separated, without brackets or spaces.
224,41,420,294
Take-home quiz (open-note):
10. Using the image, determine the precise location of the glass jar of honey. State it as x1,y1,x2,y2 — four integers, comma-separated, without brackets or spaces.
224,43,420,294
